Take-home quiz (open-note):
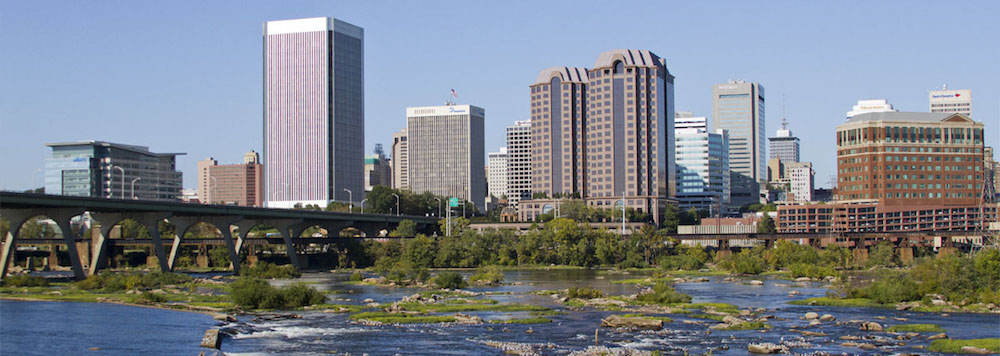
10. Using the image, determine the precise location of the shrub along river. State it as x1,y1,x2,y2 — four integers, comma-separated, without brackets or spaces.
2,269,999,355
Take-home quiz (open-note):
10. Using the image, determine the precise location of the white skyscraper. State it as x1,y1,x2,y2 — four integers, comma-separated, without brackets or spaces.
263,17,364,208
929,87,971,117
506,120,532,205
487,147,508,199
406,104,486,211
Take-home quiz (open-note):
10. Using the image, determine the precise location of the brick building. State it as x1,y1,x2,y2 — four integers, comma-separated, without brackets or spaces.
836,112,985,206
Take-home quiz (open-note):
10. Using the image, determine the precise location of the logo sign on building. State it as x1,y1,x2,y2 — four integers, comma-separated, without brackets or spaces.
449,197,459,207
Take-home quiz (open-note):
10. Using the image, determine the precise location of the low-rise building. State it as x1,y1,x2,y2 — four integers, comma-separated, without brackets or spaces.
197,151,263,206
45,141,184,201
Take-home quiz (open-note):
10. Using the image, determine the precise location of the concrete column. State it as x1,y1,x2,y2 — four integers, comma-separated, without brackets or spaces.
853,248,869,267
166,216,202,271
48,208,87,280
2,209,51,279
899,247,914,265
220,224,242,275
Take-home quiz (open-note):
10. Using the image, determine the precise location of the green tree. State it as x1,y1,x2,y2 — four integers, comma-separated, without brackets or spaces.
390,219,417,237
401,234,436,268
757,214,776,234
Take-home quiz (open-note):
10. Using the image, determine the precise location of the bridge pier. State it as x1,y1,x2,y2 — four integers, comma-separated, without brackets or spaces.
2,208,88,280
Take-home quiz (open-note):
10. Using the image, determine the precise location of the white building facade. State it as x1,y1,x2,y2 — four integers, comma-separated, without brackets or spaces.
929,88,971,117
506,120,532,205
847,99,897,119
487,147,508,199
406,104,486,211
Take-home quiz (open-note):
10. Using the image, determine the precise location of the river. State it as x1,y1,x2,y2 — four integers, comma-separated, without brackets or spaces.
2,270,998,355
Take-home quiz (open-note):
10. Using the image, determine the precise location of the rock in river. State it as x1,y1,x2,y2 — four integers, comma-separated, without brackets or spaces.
747,343,787,354
820,314,835,322
804,312,819,320
749,280,764,286
200,329,221,349
600,315,663,330
960,346,993,355
860,322,883,331
927,333,948,340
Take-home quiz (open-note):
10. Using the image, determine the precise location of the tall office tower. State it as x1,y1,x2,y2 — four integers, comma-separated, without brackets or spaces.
768,118,800,163
785,161,814,202
929,87,972,117
363,144,391,191
836,112,984,205
674,115,730,214
487,147,508,199
584,49,675,219
406,105,486,211
391,129,409,190
712,80,765,208
847,99,897,119
45,141,184,201
530,68,587,199
506,120,532,205
263,17,364,208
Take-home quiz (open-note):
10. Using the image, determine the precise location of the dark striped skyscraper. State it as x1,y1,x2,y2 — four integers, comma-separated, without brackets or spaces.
263,17,364,208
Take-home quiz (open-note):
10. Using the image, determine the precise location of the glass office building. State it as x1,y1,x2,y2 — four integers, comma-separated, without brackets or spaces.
45,141,184,201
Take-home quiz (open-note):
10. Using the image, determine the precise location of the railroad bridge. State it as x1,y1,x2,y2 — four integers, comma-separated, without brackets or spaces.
0,192,437,280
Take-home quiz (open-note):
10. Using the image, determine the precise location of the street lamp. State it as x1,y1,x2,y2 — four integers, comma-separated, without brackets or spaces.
343,188,353,213
360,198,368,214
131,177,141,199
209,176,217,204
392,193,400,216
434,197,443,217
113,165,125,199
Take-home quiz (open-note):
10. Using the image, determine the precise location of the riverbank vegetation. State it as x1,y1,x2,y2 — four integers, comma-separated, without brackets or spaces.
927,338,1000,353
228,277,325,309
792,250,1000,313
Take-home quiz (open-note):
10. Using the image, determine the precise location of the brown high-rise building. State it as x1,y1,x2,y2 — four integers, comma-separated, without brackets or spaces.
197,151,263,207
584,50,675,215
835,112,985,206
523,49,675,224
530,67,588,198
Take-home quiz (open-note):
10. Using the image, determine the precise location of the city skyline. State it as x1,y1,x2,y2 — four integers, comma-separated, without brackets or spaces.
2,1,999,191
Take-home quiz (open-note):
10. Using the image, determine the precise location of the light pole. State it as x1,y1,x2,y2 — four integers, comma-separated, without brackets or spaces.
392,193,400,216
343,188,353,213
209,176,217,204
434,197,443,217
131,177,141,199
113,165,125,199
360,198,368,214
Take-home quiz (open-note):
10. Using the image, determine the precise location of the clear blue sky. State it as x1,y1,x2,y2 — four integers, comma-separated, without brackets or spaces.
2,0,998,190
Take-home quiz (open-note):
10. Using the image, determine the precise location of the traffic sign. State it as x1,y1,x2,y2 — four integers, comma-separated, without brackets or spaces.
449,197,459,207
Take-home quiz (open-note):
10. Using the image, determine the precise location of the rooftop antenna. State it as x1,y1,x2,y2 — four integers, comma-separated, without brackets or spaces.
781,94,788,130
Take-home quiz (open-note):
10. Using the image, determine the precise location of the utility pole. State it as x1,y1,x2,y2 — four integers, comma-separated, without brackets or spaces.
446,197,452,237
